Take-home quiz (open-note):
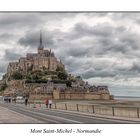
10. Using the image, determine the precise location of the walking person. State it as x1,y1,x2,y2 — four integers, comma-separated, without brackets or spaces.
48,99,52,109
25,97,28,106
15,97,16,104
8,97,11,103
45,98,49,108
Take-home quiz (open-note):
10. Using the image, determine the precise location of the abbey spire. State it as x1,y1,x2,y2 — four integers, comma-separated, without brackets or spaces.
38,30,44,49
38,30,44,55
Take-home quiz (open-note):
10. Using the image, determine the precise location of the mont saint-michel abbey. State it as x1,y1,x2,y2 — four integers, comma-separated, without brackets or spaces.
0,31,113,101
7,32,64,78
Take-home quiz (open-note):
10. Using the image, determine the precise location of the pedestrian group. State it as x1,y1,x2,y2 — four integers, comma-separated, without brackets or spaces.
45,98,52,109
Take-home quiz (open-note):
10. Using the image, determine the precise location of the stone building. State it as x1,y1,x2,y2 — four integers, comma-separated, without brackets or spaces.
7,31,64,78
25,82,66,100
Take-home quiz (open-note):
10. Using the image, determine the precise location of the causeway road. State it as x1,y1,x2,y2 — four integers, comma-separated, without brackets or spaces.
0,102,139,124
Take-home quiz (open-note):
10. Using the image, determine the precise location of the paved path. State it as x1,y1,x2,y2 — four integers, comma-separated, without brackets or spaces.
0,104,43,123
0,102,139,124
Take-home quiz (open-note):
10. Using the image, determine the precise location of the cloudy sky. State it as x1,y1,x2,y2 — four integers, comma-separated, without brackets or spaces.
1,12,140,97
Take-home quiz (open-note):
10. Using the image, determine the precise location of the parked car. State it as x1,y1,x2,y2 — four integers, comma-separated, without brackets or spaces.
0,96,3,101
16,96,25,104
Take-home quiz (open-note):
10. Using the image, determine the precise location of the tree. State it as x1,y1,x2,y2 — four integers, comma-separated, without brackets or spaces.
76,76,81,79
26,74,32,80
36,79,48,83
46,71,57,75
66,80,72,87
51,75,58,80
11,71,23,80
56,66,65,72
57,71,68,80
32,74,39,80
0,83,8,91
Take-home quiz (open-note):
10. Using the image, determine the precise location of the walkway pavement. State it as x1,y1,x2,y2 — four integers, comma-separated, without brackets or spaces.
0,105,42,123
1,101,140,124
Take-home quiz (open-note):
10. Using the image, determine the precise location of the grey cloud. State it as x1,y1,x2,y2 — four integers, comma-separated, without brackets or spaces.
18,30,54,48
82,69,117,79
4,49,22,61
0,33,16,42
64,22,139,56
73,23,114,38
54,21,140,80
0,60,9,74
72,23,128,39
0,33,14,39
0,13,43,30
0,66,7,73
18,19,140,62
109,13,140,27
0,13,78,31
67,49,87,57
129,63,140,73
74,23,140,55
109,13,140,21
1,12,140,90
65,45,93,58
82,66,140,80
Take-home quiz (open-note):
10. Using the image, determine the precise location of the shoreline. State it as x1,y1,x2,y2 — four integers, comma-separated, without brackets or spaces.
114,96,140,102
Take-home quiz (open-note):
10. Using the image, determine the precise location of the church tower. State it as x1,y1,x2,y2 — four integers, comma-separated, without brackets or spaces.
38,30,44,55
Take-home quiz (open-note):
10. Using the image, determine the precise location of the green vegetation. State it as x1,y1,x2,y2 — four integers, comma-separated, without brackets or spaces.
26,74,32,80
56,66,65,72
25,79,48,83
31,70,44,76
51,79,66,83
32,74,39,80
11,65,72,85
66,80,72,87
56,66,68,80
44,70,57,75
76,76,81,79
11,71,23,80
0,83,8,91
57,71,68,80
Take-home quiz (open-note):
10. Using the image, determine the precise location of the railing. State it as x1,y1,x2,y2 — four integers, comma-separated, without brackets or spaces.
51,102,140,118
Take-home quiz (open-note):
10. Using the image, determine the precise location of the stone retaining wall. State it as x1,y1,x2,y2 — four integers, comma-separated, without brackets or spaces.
114,107,138,118
52,102,140,118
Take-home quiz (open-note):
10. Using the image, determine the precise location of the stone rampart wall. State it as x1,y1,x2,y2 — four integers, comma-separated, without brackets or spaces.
53,90,112,100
